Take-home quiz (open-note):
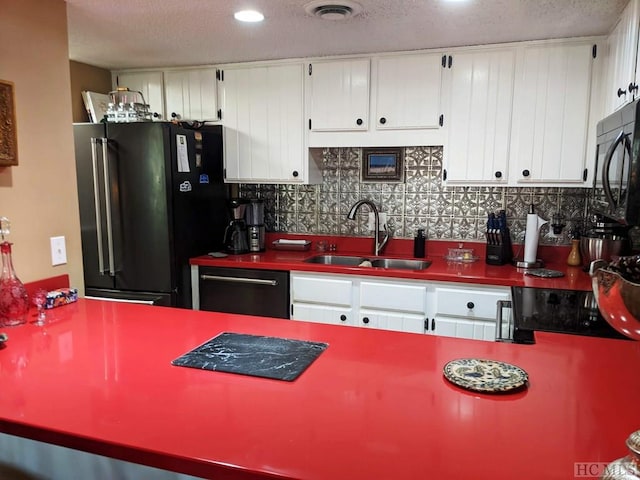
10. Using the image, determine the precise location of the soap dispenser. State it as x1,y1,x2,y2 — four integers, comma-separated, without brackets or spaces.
414,229,426,258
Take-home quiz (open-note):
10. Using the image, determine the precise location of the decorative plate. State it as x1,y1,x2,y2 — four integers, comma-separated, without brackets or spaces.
443,358,528,393
525,268,565,278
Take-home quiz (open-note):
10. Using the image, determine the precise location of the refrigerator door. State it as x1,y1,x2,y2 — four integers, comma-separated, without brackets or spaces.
105,122,173,295
168,124,228,307
74,123,116,290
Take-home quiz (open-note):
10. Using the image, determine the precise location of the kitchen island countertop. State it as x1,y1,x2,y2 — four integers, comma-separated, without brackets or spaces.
0,298,638,479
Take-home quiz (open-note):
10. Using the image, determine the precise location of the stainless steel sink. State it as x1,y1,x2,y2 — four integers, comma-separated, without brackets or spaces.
370,258,432,270
303,255,369,266
303,255,431,270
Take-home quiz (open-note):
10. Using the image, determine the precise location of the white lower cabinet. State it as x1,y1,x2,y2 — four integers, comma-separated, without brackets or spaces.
430,284,510,341
290,273,356,326
290,272,510,341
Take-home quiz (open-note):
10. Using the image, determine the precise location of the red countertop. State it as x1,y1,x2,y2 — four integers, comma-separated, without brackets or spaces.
191,234,592,291
0,299,638,479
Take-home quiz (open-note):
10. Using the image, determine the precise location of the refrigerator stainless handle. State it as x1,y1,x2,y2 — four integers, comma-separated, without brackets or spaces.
495,300,512,342
200,274,278,287
90,138,105,274
101,138,115,276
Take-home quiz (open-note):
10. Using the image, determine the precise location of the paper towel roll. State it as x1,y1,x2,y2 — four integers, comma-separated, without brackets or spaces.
524,214,540,263
523,213,548,263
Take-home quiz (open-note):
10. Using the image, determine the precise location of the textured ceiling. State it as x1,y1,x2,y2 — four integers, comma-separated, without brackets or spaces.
66,0,628,70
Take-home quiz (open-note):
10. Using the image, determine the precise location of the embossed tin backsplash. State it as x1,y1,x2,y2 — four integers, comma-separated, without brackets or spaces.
239,146,588,245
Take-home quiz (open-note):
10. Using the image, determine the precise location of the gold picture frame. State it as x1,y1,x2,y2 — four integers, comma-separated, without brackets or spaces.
0,80,18,166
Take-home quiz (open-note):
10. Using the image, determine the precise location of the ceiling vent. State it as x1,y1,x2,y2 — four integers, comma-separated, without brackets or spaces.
304,1,363,20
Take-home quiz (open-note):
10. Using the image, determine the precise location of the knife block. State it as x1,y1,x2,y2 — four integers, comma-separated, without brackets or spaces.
485,230,513,265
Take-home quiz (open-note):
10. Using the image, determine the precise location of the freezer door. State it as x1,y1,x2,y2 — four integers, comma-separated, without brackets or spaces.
74,123,116,290
106,122,173,294
168,124,228,307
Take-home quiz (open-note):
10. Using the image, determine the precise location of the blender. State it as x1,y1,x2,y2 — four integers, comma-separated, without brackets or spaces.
246,199,265,252
223,198,249,254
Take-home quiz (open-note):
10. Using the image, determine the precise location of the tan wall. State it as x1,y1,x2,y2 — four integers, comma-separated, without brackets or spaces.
0,0,83,291
69,61,112,123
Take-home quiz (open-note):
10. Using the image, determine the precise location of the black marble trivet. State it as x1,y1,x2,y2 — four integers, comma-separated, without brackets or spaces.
171,332,328,381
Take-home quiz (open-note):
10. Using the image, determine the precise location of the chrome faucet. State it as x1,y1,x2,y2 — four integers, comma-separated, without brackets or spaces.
346,200,390,256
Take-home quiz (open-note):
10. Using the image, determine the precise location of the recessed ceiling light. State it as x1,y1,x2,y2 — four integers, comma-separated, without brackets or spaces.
234,10,264,22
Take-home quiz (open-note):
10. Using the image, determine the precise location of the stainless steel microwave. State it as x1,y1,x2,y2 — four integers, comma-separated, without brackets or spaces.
589,99,640,226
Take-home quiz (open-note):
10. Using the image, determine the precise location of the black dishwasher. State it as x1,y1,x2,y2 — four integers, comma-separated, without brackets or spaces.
198,267,290,319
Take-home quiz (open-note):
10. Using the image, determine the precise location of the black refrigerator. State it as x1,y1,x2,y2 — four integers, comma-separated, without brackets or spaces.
73,122,228,308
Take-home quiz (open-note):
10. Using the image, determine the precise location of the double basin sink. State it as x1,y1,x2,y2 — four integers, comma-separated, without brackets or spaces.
304,254,431,271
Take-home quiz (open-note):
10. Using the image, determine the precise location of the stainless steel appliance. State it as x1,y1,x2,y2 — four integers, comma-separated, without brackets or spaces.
500,287,629,344
223,198,249,254
580,216,627,269
73,122,227,307
589,98,640,227
246,199,265,252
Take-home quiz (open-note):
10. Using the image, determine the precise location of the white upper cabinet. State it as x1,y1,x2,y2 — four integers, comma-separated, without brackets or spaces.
113,71,165,120
307,54,446,147
308,58,370,131
375,53,443,130
443,48,515,184
605,0,640,114
163,68,219,122
510,40,596,185
221,62,320,184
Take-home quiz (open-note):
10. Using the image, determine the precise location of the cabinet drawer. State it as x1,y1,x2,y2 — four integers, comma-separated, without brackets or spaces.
434,286,509,320
360,281,426,314
291,275,353,307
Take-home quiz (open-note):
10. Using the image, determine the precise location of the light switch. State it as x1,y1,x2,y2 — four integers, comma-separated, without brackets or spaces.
50,236,67,266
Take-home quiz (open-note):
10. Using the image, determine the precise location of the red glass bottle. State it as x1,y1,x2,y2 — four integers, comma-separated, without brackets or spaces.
0,241,29,326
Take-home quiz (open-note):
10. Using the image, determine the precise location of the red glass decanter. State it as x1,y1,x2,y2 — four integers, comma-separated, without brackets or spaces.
0,218,28,326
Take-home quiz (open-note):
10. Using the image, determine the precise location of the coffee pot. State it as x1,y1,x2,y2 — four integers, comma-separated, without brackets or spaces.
246,199,265,252
223,198,249,254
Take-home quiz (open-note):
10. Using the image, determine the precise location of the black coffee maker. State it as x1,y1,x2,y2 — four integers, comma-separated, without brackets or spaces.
223,198,249,254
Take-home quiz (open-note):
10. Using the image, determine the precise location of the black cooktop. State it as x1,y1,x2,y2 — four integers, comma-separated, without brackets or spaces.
510,287,629,344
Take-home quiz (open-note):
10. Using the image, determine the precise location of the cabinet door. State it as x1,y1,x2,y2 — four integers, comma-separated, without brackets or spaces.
511,42,594,184
292,304,354,326
445,49,515,183
358,311,426,334
432,317,495,340
431,317,459,338
164,68,218,121
375,53,443,130
607,0,640,114
308,59,370,131
114,71,165,120
222,63,306,183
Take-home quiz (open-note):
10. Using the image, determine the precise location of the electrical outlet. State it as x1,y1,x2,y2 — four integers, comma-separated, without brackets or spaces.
50,236,67,266
367,212,387,231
